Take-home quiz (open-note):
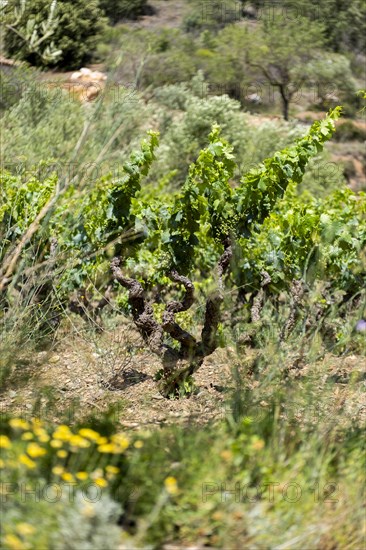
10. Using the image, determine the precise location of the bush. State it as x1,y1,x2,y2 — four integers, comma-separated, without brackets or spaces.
140,30,197,88
0,65,37,113
183,0,243,33
1,84,84,165
99,0,148,23
333,120,366,142
151,75,308,186
1,77,149,173
4,0,106,69
142,51,197,89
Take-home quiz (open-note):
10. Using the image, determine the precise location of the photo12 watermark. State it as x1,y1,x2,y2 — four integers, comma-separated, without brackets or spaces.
0,399,127,427
202,480,339,503
1,77,139,107
200,2,322,25
202,80,343,107
0,481,141,504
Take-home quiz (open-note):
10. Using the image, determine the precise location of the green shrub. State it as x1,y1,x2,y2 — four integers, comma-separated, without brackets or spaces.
282,0,366,54
1,84,84,166
333,120,366,142
151,76,310,187
1,77,149,173
140,30,198,88
4,0,106,69
3,104,365,394
142,50,197,88
183,0,243,33
99,0,148,23
0,65,37,113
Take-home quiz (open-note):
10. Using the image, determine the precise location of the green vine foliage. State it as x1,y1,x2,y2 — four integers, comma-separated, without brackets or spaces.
239,184,366,294
50,131,160,290
167,124,236,272
1,107,365,323
234,107,343,235
0,166,58,260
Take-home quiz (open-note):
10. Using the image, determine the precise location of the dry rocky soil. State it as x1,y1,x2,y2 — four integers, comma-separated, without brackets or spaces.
1,318,365,431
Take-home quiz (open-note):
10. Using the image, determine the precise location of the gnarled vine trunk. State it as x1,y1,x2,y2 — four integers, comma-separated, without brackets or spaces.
111,240,232,397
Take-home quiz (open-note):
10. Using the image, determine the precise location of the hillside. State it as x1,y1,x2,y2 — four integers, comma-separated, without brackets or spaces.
0,1,365,548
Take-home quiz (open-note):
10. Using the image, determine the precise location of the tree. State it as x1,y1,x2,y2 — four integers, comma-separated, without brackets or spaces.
3,0,106,69
306,53,357,112
280,0,366,54
245,14,326,120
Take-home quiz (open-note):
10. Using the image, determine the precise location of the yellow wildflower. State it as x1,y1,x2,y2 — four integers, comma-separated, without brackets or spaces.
220,450,233,462
61,472,74,482
0,435,11,449
58,424,71,431
69,435,90,449
19,454,36,469
21,432,34,441
52,432,71,441
37,433,50,443
31,418,43,428
97,443,117,454
33,427,49,441
27,442,47,458
251,438,265,451
50,439,63,448
52,466,64,476
164,476,179,496
105,465,120,475
134,440,144,449
9,419,29,430
57,450,68,458
94,477,108,488
3,534,26,550
78,428,100,441
96,436,108,445
16,523,36,536
52,425,72,441
111,433,129,451
76,471,89,481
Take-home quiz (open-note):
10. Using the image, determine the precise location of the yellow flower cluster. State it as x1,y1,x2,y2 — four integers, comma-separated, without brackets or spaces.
2,523,35,550
50,464,121,487
9,419,29,430
3,533,26,550
1,418,136,548
48,424,130,454
0,435,11,449
1,418,128,482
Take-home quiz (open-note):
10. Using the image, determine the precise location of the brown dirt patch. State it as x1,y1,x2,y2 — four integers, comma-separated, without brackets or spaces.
1,316,365,433
0,320,232,429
